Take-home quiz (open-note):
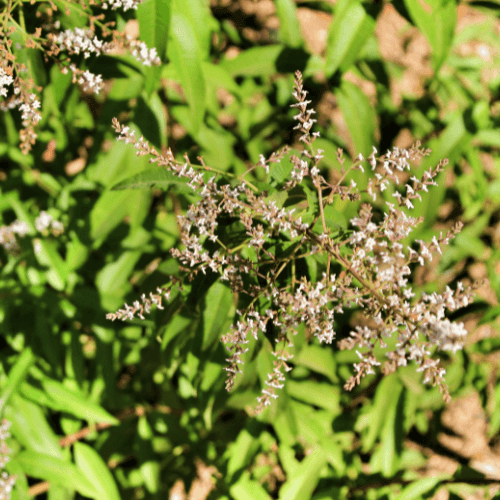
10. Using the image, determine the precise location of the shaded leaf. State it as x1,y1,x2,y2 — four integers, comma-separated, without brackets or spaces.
74,442,121,500
41,379,119,425
221,45,283,77
325,2,376,76
278,446,327,500
136,0,171,61
403,0,456,72
0,348,35,414
169,13,206,136
16,451,99,498
110,167,191,191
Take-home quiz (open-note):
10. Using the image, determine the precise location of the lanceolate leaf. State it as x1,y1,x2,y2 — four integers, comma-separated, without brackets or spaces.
110,167,191,191
277,446,327,500
168,12,206,136
403,0,456,72
74,442,121,500
0,348,35,414
221,45,284,77
275,0,303,48
325,2,376,77
136,0,171,61
40,379,119,425
336,80,375,158
16,451,100,498
201,281,233,351
5,395,64,459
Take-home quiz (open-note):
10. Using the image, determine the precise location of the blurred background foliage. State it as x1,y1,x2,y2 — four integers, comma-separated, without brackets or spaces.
1,0,500,498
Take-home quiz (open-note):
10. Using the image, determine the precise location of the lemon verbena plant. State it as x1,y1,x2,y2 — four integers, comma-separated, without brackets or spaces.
107,70,480,414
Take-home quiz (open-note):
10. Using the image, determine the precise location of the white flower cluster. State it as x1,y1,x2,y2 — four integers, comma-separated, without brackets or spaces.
129,40,161,67
108,71,479,410
0,220,29,255
0,211,64,255
101,0,142,10
35,211,64,233
18,93,42,125
0,68,41,126
53,28,111,59
0,420,15,500
0,420,11,469
107,286,176,321
0,68,14,98
256,350,293,412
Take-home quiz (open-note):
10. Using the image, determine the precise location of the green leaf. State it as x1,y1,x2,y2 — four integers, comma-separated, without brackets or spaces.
227,425,261,478
403,0,456,72
168,12,206,136
40,379,119,425
336,80,375,158
16,451,100,498
0,348,35,414
107,62,145,100
265,190,288,209
9,26,47,87
278,446,327,500
136,0,171,61
302,185,318,218
201,281,233,350
416,111,469,226
20,382,65,410
221,45,283,77
321,435,346,475
453,213,488,259
488,383,500,438
6,395,64,459
286,380,340,413
195,124,236,171
273,408,299,447
379,383,404,477
475,129,500,148
394,477,443,500
304,254,318,282
275,0,303,48
293,344,336,383
140,460,161,494
66,230,89,271
134,92,167,148
137,416,160,493
174,0,215,61
201,61,241,97
230,471,272,500
357,376,396,452
3,457,30,499
110,167,191,191
325,2,376,76
90,189,152,247
74,442,121,500
50,0,86,27
314,205,348,232
269,150,299,184
96,249,144,299
278,444,300,477
33,239,68,291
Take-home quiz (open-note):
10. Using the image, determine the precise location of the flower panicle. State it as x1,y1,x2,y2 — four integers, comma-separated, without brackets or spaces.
107,70,482,413
106,283,180,321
